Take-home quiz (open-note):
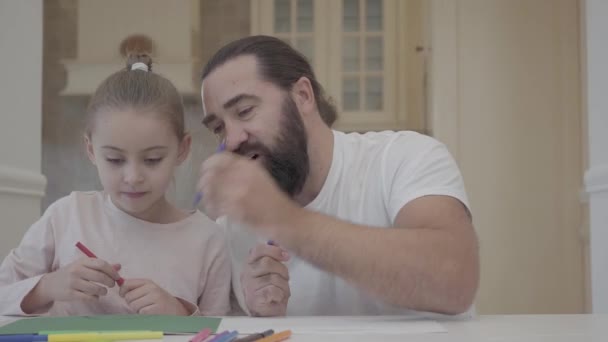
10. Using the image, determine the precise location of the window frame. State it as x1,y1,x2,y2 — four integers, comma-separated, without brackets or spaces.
251,0,420,132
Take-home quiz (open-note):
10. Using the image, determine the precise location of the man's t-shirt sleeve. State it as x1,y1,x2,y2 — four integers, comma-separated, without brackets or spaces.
383,134,471,224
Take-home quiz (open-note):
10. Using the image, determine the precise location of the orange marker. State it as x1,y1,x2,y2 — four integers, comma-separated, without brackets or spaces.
75,241,125,286
255,330,292,342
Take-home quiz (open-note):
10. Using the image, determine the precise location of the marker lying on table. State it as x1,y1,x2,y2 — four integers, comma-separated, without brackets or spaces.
255,330,292,342
47,331,163,342
233,329,274,342
215,331,238,342
38,331,149,335
0,334,47,342
193,141,226,209
0,332,162,342
206,331,229,342
75,241,125,286
189,328,211,342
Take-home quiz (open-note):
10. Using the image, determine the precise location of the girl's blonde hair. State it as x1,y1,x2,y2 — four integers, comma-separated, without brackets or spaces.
85,37,185,141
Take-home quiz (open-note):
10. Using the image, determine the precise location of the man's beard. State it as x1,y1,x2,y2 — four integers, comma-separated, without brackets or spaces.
235,95,310,197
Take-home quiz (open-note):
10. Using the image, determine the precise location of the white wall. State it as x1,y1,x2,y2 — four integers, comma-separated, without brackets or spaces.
430,0,585,314
0,1,46,258
584,0,608,314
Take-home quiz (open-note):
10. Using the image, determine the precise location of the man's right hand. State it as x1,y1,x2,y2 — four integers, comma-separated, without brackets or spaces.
241,243,291,316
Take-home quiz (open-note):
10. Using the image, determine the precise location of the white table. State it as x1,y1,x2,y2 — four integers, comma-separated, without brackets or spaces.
2,315,607,341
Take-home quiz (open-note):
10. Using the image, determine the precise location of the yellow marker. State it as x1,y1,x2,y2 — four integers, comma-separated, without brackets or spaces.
48,331,163,342
255,330,292,342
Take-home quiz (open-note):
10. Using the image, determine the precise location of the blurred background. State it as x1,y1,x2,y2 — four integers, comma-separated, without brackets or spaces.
1,0,607,316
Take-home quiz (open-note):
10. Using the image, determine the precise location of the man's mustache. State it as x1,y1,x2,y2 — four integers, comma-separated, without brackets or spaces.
234,142,272,157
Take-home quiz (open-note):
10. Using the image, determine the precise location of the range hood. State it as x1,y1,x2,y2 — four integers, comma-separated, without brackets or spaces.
60,0,200,96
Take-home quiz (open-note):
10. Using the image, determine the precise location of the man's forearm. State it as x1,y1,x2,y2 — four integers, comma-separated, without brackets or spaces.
274,209,479,315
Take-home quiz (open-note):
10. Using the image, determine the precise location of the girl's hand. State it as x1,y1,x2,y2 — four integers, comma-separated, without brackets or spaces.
119,279,190,315
22,257,121,313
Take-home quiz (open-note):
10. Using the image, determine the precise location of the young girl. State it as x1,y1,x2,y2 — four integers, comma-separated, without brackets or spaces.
0,51,231,316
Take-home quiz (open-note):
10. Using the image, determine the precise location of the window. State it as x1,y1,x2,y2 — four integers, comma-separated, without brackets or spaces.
251,0,425,132
272,0,315,64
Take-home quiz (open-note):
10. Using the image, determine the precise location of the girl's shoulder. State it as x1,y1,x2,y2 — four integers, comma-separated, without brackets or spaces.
43,191,105,220
45,190,103,209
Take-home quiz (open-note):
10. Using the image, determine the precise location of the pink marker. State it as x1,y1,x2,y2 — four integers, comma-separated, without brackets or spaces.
75,241,125,286
190,328,211,342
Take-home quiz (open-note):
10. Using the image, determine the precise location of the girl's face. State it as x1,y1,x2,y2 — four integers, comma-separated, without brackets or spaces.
85,109,190,221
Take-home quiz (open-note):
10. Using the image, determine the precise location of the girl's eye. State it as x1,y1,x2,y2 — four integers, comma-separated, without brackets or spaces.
144,158,163,166
106,158,124,165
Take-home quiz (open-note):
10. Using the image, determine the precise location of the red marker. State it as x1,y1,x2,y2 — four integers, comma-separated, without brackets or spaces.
75,241,125,286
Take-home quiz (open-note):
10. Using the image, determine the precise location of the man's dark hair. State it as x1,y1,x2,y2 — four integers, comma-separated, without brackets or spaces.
202,35,337,126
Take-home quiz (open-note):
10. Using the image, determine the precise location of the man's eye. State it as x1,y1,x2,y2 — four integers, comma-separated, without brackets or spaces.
213,123,225,135
238,107,254,118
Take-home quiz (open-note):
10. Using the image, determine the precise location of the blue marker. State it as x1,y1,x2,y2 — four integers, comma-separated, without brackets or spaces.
215,331,238,342
0,335,47,342
193,141,226,208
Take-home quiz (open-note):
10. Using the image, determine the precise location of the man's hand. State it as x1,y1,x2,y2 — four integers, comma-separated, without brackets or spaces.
241,243,291,316
198,153,298,232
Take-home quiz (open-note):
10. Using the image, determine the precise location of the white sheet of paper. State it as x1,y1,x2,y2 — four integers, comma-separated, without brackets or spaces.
219,316,446,335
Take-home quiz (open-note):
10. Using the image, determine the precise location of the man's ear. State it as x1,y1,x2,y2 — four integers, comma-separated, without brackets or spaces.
292,76,316,115
84,134,97,165
177,133,192,165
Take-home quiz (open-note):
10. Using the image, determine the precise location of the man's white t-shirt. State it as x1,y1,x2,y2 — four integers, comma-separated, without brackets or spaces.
221,130,473,317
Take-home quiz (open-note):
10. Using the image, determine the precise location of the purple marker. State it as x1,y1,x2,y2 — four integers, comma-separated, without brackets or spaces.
193,141,226,208
207,331,229,342
267,240,289,261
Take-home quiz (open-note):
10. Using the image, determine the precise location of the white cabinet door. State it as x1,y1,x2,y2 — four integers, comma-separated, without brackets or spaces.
430,0,585,314
251,0,426,132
